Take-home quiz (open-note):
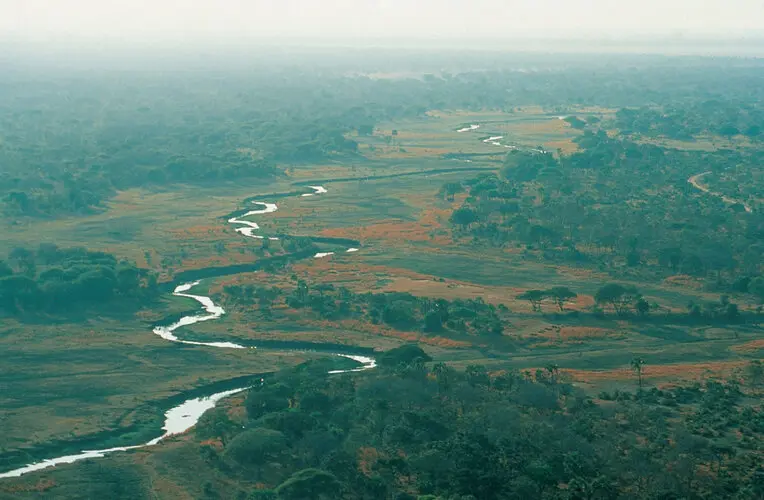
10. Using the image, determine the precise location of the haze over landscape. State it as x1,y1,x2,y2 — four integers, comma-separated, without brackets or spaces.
1,1,763,499
3,0,764,46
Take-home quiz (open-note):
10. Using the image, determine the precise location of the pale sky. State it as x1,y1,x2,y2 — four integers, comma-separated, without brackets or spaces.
1,0,763,44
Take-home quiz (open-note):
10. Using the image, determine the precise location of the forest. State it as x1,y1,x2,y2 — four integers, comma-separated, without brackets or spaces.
3,54,764,217
1,51,763,500
186,348,764,499
0,244,157,315
444,133,763,297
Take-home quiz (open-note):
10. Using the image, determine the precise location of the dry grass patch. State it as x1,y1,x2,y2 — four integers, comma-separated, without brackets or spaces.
318,208,451,245
546,139,580,154
382,277,524,308
663,274,705,290
731,339,764,353
528,325,621,347
565,360,748,385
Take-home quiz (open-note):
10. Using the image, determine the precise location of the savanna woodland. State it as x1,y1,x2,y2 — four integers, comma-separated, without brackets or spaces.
0,47,762,500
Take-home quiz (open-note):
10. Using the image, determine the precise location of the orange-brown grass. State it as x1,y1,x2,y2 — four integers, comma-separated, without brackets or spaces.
319,211,451,245
226,395,248,422
366,146,457,159
169,224,228,239
0,479,57,494
294,260,594,313
731,339,764,353
505,119,573,136
358,447,383,476
546,139,580,154
553,326,616,341
382,277,524,308
300,318,471,348
555,265,611,282
565,360,748,385
663,274,705,290
528,325,622,347
285,164,363,179
208,272,282,293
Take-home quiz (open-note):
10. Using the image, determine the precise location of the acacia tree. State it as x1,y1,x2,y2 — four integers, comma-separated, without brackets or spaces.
545,286,577,311
631,357,646,391
595,283,640,316
517,289,546,312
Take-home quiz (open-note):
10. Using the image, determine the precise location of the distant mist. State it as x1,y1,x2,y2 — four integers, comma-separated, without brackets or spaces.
3,0,764,46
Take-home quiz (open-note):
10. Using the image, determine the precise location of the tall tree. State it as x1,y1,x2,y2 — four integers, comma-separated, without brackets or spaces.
517,290,546,312
545,287,577,311
631,357,646,391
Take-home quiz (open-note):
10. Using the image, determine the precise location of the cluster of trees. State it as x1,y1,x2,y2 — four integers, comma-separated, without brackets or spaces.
6,54,764,218
516,286,577,312
190,347,764,499
219,279,507,336
593,283,650,317
445,132,763,293
0,244,157,315
515,282,749,322
614,103,764,141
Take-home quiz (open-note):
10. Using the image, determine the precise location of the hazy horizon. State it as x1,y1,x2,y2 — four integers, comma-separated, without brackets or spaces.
3,0,764,45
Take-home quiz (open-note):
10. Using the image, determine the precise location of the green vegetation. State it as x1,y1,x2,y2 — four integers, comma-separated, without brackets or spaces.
0,244,157,316
220,279,506,336
1,51,763,499
443,134,763,298
42,354,762,499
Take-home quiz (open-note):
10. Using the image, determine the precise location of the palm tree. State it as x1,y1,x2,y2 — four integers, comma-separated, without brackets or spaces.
631,357,646,391
545,363,560,383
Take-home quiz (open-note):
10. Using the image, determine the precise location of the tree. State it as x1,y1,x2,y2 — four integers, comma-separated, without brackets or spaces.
744,125,762,138
635,296,650,316
224,428,287,467
423,311,444,332
746,360,763,387
595,283,639,316
719,125,740,139
545,287,577,312
378,344,432,368
432,362,456,392
517,290,545,312
450,207,479,229
725,302,740,322
440,182,465,201
0,260,12,278
749,277,764,305
275,469,341,499
466,364,490,387
631,357,646,391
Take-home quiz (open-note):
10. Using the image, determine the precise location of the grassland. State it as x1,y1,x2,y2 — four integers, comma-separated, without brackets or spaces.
0,106,761,488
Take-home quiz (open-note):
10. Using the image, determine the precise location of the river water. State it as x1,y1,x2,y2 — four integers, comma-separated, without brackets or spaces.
0,184,375,480
2,127,505,479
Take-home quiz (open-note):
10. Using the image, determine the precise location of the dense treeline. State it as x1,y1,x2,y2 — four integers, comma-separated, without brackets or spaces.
4,54,764,217
191,347,764,499
220,279,507,336
446,132,763,293
221,277,757,347
614,103,764,141
0,244,157,315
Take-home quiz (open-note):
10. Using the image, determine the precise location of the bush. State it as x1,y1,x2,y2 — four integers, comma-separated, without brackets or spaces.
224,428,287,467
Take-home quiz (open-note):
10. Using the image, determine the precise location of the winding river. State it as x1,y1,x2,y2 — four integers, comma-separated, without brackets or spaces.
457,123,547,154
2,127,504,480
0,185,375,479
